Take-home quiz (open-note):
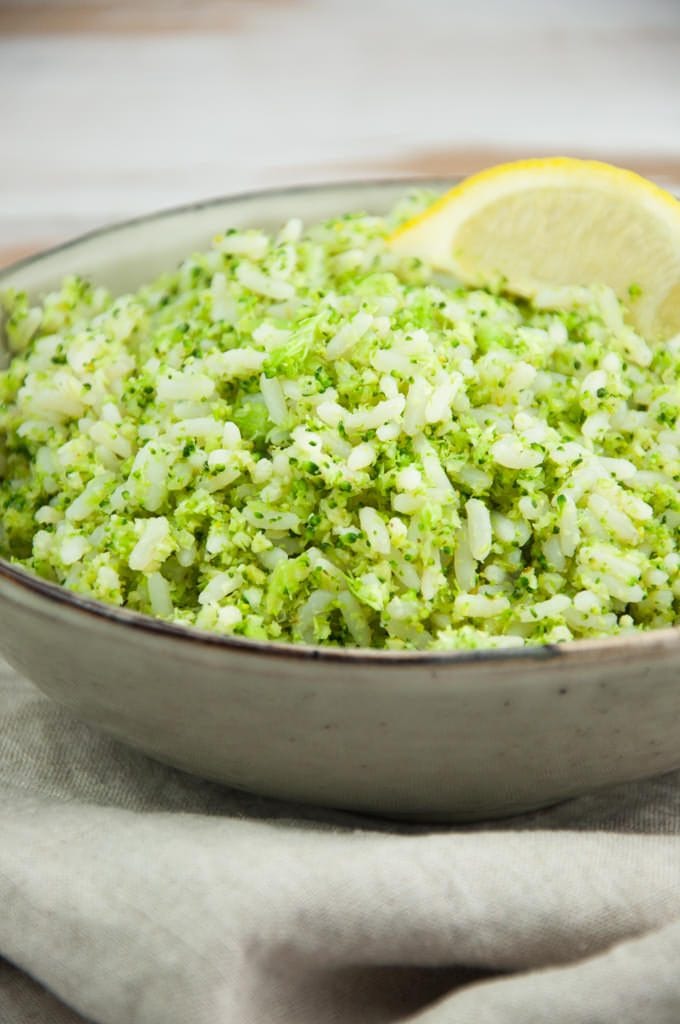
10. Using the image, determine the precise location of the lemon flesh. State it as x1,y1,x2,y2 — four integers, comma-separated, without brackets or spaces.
389,158,680,339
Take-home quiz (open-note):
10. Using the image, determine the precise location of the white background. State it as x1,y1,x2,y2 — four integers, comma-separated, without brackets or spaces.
1,0,679,257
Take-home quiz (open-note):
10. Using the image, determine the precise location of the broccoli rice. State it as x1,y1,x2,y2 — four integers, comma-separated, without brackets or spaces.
0,194,678,650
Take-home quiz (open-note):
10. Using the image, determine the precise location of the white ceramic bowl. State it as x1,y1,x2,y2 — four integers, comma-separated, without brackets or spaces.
1,180,679,821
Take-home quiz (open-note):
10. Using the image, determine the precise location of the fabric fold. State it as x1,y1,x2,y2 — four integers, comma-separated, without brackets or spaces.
2,662,680,1024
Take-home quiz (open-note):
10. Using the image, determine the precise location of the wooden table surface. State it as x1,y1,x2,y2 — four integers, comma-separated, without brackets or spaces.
1,0,679,270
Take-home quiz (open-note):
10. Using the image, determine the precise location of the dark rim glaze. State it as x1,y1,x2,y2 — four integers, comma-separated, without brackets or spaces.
0,179,677,666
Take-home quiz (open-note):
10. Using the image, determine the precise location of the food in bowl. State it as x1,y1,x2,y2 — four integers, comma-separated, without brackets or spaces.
0,193,678,651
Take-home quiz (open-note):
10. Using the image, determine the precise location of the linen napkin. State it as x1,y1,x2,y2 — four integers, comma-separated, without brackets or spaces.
2,658,680,1024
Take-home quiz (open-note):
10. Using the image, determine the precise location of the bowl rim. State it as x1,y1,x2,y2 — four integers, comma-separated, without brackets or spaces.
0,177,678,667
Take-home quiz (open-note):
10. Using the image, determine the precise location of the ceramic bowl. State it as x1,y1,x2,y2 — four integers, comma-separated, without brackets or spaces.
1,180,678,822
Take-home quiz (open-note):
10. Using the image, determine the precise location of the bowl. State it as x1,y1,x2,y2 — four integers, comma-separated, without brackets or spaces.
1,179,678,822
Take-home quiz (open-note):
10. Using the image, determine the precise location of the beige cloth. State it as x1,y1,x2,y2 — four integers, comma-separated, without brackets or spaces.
2,661,680,1024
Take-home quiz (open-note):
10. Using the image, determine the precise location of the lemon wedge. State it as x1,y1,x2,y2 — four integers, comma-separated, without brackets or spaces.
389,157,680,338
